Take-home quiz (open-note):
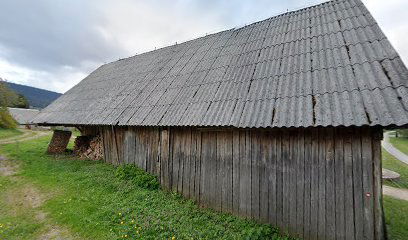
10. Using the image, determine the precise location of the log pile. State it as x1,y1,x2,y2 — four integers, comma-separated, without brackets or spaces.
73,135,103,160
47,130,72,154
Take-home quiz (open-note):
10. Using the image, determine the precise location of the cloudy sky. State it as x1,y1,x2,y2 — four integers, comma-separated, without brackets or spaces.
0,0,407,93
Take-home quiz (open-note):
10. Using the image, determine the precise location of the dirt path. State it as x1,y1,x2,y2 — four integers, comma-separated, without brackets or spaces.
0,130,50,145
382,131,408,165
0,155,77,240
383,185,408,201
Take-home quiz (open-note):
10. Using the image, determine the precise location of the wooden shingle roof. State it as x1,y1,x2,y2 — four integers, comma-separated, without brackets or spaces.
34,0,408,128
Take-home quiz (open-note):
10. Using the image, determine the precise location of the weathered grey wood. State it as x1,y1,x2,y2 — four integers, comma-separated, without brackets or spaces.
251,131,260,219
259,131,269,222
239,130,251,217
98,126,385,240
172,130,181,192
344,128,356,240
182,129,191,198
223,131,233,213
276,130,283,230
289,130,298,234
160,129,170,189
325,128,336,238
317,128,326,240
372,128,385,240
303,129,312,240
268,130,277,226
232,130,240,214
361,128,375,240
334,129,345,240
215,132,222,211
296,128,305,239
352,128,364,240
189,130,197,200
310,128,319,240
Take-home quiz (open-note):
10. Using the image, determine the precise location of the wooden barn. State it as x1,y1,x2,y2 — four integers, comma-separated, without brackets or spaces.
33,0,408,239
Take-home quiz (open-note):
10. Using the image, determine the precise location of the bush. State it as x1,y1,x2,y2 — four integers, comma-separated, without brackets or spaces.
0,107,17,129
115,165,160,190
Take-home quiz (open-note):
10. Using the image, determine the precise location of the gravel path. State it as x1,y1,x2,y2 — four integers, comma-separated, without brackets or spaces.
382,131,408,165
383,185,408,201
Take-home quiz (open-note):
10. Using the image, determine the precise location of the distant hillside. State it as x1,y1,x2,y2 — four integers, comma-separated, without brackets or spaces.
1,80,61,109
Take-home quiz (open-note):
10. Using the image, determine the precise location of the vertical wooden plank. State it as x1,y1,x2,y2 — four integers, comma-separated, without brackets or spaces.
182,129,191,198
334,128,345,240
189,130,197,200
215,131,223,211
195,130,202,204
275,129,283,229
296,128,305,239
239,130,251,217
289,129,298,234
317,128,326,240
344,128,356,240
351,128,364,240
310,128,319,240
372,128,385,240
200,131,208,207
325,128,336,237
160,129,170,189
209,131,218,209
222,131,233,213
268,130,277,226
251,130,260,219
232,130,240,215
361,127,375,240
172,130,180,192
177,130,184,194
259,131,269,222
282,130,290,232
303,128,312,240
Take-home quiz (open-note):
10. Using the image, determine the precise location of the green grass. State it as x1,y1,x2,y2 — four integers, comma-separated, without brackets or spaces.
0,128,22,139
0,136,291,240
390,136,408,156
384,196,408,240
382,149,408,189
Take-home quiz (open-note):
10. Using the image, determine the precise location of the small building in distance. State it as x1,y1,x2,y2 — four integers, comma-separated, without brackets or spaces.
8,107,39,129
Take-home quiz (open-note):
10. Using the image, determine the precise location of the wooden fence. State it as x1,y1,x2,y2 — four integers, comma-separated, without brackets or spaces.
97,126,385,240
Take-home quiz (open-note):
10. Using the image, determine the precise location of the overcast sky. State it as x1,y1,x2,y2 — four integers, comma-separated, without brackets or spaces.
0,0,407,93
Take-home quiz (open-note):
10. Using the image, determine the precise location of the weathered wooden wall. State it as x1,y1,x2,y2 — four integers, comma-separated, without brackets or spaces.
96,126,384,240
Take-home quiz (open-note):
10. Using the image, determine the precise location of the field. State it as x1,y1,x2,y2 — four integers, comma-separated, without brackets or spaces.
0,129,407,239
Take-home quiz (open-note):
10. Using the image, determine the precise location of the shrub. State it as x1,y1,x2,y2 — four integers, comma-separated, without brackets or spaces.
0,107,17,129
115,165,160,190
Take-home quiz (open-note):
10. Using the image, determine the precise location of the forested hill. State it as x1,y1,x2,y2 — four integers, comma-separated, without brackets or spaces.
1,81,61,109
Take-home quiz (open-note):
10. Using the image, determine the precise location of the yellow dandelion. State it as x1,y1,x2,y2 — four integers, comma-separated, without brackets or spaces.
124,234,128,238
172,236,176,240
120,221,124,225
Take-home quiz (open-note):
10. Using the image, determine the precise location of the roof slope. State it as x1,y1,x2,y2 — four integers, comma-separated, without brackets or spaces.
34,0,408,128
8,108,39,125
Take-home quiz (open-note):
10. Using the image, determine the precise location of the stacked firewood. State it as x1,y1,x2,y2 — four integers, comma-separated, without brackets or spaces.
47,130,72,154
73,135,103,160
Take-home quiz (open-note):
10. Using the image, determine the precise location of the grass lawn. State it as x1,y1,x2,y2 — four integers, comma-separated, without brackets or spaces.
0,136,291,240
390,136,408,156
384,196,408,240
0,128,22,139
382,149,408,189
